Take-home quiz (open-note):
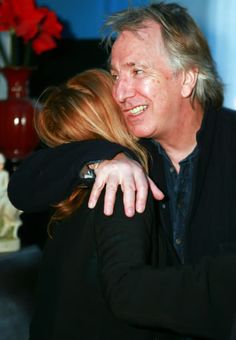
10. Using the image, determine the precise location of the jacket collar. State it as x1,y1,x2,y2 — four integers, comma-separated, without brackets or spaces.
190,106,219,219
141,106,220,255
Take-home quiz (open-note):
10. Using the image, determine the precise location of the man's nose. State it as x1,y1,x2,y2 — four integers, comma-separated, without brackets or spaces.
113,78,135,104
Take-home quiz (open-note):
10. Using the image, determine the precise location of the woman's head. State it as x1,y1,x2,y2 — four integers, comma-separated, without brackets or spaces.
36,69,123,145
35,68,148,170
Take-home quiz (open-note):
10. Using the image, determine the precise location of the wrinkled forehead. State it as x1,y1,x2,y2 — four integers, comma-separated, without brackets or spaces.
113,20,162,47
109,23,166,70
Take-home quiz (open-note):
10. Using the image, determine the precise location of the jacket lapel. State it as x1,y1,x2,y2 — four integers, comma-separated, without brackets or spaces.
187,107,218,223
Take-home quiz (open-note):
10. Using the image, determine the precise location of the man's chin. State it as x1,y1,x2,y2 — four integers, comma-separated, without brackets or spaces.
129,128,152,139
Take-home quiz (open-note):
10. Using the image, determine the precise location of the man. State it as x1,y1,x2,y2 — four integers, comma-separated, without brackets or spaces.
8,3,236,339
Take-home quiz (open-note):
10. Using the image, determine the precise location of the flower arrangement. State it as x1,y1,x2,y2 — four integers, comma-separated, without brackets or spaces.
0,0,63,67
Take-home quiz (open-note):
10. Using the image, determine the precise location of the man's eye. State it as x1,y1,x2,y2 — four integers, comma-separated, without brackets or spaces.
111,74,118,81
134,69,143,75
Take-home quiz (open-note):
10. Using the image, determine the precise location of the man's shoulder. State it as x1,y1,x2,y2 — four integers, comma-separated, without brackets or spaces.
216,107,236,148
218,106,236,123
210,107,236,134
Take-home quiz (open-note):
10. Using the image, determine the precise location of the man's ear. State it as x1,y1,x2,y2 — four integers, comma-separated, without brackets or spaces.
181,68,198,98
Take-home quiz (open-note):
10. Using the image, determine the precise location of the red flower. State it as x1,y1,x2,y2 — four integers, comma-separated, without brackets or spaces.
0,0,63,64
0,0,40,34
31,7,63,54
0,0,15,31
32,31,56,54
15,13,45,42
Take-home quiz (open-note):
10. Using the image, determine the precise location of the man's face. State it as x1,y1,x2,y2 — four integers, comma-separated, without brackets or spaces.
110,21,185,142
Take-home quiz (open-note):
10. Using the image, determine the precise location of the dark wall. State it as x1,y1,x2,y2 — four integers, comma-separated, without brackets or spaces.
30,39,109,98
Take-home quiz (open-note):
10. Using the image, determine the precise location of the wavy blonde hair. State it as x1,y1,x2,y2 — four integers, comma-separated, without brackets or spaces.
34,68,148,225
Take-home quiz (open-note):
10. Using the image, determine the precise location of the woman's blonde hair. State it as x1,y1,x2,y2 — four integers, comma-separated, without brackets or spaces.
34,68,148,225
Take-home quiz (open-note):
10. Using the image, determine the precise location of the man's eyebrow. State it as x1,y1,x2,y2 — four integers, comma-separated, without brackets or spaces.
110,62,148,71
126,62,136,67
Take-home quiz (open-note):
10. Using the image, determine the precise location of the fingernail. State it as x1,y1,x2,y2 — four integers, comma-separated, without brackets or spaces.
104,207,112,216
126,208,134,217
88,200,95,209
136,205,145,213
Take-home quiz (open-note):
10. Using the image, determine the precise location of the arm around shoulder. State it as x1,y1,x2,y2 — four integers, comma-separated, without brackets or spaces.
8,140,129,212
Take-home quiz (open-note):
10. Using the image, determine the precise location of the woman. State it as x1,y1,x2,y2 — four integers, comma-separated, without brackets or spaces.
29,68,157,340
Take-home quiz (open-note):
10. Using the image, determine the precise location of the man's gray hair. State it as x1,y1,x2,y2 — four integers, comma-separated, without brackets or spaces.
103,2,224,109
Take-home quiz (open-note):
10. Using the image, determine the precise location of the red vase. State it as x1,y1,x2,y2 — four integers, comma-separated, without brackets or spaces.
0,67,39,161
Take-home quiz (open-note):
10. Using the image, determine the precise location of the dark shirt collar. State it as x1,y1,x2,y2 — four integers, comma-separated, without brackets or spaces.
153,140,199,165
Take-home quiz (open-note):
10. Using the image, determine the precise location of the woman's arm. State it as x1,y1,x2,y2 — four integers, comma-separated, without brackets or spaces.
94,190,236,339
8,140,127,212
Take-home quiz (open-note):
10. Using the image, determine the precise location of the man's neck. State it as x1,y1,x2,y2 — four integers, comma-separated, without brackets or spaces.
156,104,203,173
